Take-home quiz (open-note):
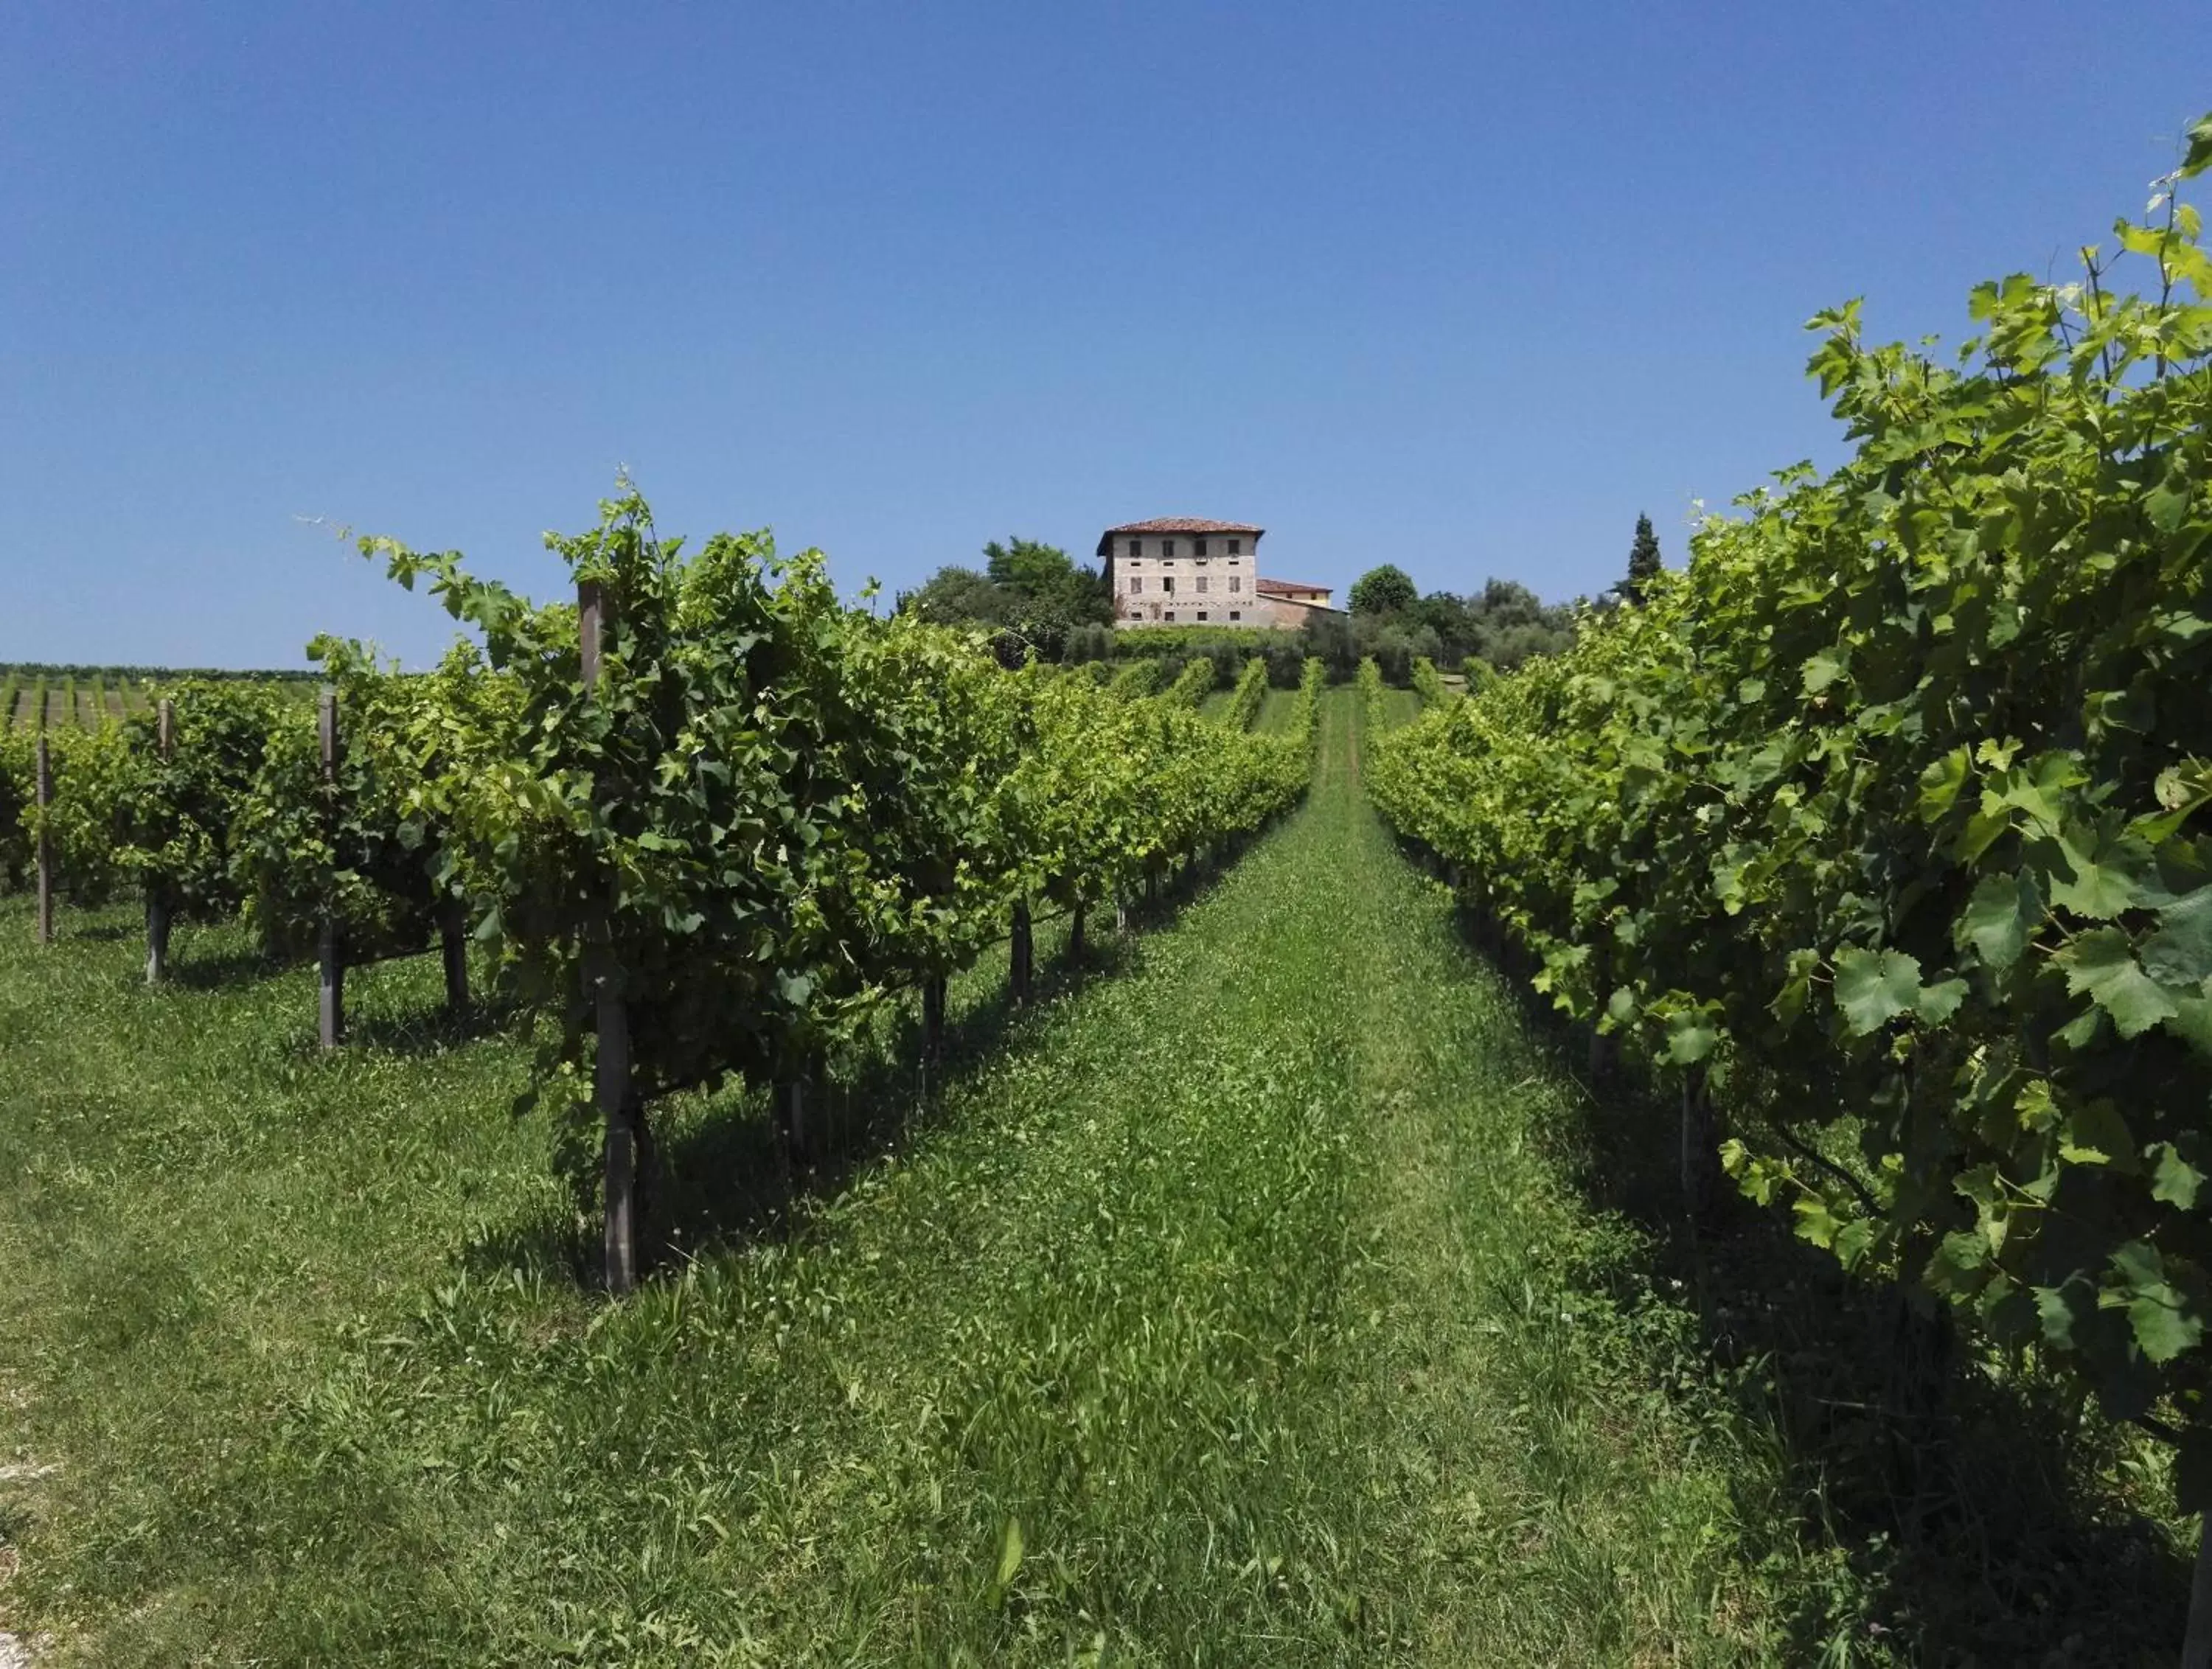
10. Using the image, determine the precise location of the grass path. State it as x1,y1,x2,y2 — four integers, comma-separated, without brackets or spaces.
0,690,1815,1664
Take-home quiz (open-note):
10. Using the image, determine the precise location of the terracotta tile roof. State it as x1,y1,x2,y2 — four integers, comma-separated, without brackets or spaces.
1255,578,1332,596
1097,516,1264,557
1102,517,1264,536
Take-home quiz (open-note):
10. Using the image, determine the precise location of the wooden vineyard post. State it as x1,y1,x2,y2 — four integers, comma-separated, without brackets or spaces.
1115,891,1130,935
778,1054,820,1166
33,730,52,946
922,974,946,1072
1680,1067,1717,1221
318,691,344,1049
146,700,173,984
439,899,470,1014
581,579,639,1295
1068,898,1086,966
1009,899,1033,1006
2185,1511,2212,1669
1585,947,1610,1084
595,951,636,1292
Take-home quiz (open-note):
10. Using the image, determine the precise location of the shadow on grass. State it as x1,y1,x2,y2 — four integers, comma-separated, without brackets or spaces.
465,843,1245,1292
1421,855,2190,1663
167,942,285,989
343,987,529,1055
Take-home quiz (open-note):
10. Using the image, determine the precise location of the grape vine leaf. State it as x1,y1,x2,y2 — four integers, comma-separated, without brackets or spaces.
1917,747,1970,823
2141,887,2212,986
2059,1099,2135,1167
2060,928,2180,1038
1665,1009,1719,1064
1801,649,1847,695
1957,870,2040,969
2114,1241,2202,1363
2049,828,2156,920
1833,947,1923,1034
2149,1142,2205,1210
1916,977,1969,1024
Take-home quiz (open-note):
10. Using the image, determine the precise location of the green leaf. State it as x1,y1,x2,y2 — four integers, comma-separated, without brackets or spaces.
2015,1079,2061,1133
2048,828,2151,920
2114,1243,2202,1363
2059,1099,2135,1168
1801,650,1846,695
2146,470,2193,536
2141,887,2212,987
1833,947,1923,1035
2149,1142,2205,1210
1957,871,2041,969
2128,1292,2199,1364
994,1516,1026,1590
2166,992,2212,1055
2035,1279,2090,1350
1916,747,1970,823
1916,977,1969,1025
2059,928,2179,1039
2185,110,2212,179
1665,1010,1718,1065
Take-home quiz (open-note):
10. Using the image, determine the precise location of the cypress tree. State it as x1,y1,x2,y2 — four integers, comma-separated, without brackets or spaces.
1621,513,1663,604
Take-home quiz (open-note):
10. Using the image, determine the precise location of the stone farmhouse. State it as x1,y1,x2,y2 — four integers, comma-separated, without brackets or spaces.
1097,518,1340,630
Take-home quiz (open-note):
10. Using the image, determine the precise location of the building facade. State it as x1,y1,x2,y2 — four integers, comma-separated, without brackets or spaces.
1096,518,1338,629
1250,577,1340,630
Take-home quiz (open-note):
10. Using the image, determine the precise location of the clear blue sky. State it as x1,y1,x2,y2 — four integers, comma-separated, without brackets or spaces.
4,4,2205,669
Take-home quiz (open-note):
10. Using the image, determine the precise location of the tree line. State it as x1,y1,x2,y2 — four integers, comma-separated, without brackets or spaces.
897,520,1669,688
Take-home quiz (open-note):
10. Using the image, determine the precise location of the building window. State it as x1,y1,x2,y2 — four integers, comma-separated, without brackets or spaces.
1161,576,1175,594
1196,576,1208,594
1165,610,1176,621
1229,576,1241,593
1127,538,1140,558
1195,537,1208,556
1197,611,1208,621
1228,538,1242,555
1161,539,1175,557
1127,575,1141,594
1229,610,1242,621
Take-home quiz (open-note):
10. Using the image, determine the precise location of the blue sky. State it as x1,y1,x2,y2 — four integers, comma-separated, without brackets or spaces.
4,3,2205,669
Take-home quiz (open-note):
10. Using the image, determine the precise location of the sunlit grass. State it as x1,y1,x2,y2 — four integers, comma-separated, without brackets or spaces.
0,689,2070,1664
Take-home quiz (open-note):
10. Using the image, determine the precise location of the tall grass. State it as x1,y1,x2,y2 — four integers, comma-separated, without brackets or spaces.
0,691,2184,1662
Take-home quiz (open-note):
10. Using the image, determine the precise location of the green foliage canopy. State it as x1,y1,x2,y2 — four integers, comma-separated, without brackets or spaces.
1349,564,1417,616
1369,117,2212,1488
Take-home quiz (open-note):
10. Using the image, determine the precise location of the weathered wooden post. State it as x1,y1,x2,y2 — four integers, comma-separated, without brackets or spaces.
318,691,344,1049
33,729,52,947
1681,1067,1714,1221
582,580,639,1295
1009,899,1033,1005
1582,945,1606,1082
778,1053,821,1165
922,973,946,1071
1115,890,1130,935
2184,1515,2212,1669
1068,898,1086,965
439,899,469,1013
145,700,173,984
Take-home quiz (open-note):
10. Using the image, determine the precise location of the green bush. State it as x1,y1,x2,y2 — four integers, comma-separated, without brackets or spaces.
1370,122,2212,1488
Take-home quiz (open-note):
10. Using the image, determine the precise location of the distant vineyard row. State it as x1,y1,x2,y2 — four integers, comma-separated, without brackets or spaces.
0,666,315,732
4,494,1323,1293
